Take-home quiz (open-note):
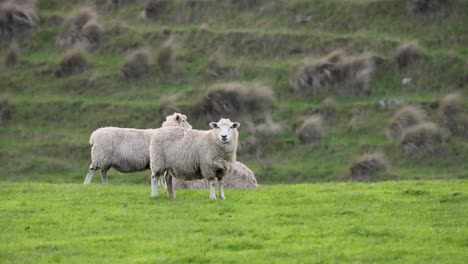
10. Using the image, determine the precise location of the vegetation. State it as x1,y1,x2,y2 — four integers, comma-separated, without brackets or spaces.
1,0,468,184
0,180,467,263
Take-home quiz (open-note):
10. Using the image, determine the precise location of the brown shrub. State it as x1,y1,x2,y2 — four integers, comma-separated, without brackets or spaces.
407,0,448,15
55,8,99,49
290,50,375,96
296,115,323,145
318,97,336,119
387,105,426,140
141,0,167,21
196,83,274,123
121,48,151,80
437,93,463,134
0,0,38,42
349,152,388,181
55,48,88,77
0,99,14,123
4,44,18,67
396,43,422,69
157,39,174,73
81,20,103,49
400,122,444,154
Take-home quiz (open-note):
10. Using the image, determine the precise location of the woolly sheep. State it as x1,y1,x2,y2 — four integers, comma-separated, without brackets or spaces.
149,118,240,199
83,113,192,184
171,161,258,189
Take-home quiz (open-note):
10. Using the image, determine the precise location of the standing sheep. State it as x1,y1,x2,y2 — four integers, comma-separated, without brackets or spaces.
149,118,240,199
83,113,192,184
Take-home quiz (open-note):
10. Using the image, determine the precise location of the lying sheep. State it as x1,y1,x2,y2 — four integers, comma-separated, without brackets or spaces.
83,113,192,184
149,118,240,199
171,161,258,189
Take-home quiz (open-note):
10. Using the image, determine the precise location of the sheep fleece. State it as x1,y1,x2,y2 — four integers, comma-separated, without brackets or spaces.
150,127,238,181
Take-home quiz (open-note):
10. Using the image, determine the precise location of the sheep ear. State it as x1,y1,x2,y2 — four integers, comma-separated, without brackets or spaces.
209,122,218,129
231,122,240,129
182,115,187,119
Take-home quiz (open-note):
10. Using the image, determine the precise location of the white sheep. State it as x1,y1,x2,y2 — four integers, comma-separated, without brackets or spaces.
171,161,258,189
83,113,192,184
149,118,240,199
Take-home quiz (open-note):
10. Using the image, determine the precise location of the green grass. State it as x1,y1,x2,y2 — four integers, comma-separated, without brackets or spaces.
0,180,466,263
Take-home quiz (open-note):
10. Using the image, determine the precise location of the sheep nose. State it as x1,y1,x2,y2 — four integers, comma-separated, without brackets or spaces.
221,135,228,140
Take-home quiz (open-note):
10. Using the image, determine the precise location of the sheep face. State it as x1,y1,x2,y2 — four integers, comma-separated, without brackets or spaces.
166,112,192,129
209,118,240,144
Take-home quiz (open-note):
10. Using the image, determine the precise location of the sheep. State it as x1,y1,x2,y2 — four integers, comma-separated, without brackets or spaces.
83,113,192,184
171,161,258,189
149,118,240,199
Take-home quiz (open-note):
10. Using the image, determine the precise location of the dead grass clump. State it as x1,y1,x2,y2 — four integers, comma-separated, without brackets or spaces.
400,122,444,154
55,8,102,50
4,45,18,67
81,20,103,49
349,152,388,181
387,105,426,140
437,93,463,134
290,50,375,96
121,48,152,80
0,0,39,42
196,83,274,122
296,115,323,145
55,48,88,77
396,43,422,69
0,0,38,42
158,95,180,119
0,99,14,124
318,97,336,119
407,0,447,15
157,39,174,73
141,0,167,21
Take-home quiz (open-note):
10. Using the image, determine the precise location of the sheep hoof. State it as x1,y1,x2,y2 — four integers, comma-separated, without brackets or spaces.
219,195,225,200
209,195,217,200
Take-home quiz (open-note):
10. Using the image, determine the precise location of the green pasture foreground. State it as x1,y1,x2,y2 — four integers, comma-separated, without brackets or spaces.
0,180,467,263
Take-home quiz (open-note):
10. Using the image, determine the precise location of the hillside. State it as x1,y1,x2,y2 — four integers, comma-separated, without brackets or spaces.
1,0,468,184
1,181,467,263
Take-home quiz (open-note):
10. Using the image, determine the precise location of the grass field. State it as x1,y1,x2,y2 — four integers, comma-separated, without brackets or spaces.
1,180,467,263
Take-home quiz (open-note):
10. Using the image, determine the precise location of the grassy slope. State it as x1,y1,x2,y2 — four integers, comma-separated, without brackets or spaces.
0,181,467,263
1,0,468,183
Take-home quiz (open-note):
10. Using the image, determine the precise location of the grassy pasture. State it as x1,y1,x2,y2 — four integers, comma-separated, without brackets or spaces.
0,180,466,263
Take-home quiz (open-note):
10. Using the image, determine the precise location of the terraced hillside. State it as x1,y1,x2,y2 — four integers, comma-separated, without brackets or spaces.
1,0,467,183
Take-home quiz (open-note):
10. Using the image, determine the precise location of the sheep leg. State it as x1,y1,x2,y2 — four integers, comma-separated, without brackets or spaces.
151,173,159,198
165,173,176,199
218,178,225,200
83,165,95,184
100,168,109,184
209,180,217,200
